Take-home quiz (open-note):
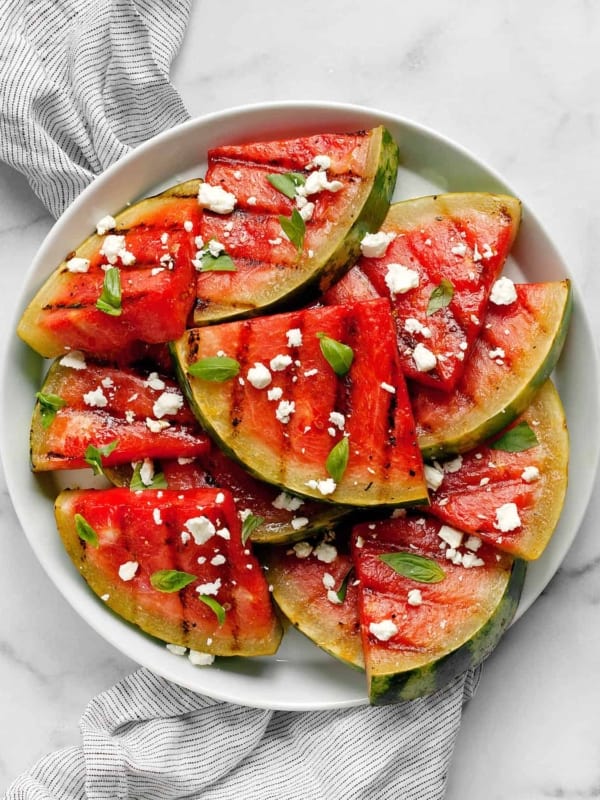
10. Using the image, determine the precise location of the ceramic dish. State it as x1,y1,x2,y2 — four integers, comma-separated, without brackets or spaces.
2,102,599,710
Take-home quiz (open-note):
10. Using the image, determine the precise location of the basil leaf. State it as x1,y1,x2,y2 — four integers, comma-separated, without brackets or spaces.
198,251,237,272
335,567,354,603
326,436,349,483
279,208,305,251
491,421,539,453
84,440,119,476
36,391,67,428
198,594,226,625
379,552,446,583
96,267,122,316
130,461,168,491
188,356,240,382
426,278,454,316
74,513,99,547
150,569,197,593
267,172,306,199
316,332,354,376
241,513,265,544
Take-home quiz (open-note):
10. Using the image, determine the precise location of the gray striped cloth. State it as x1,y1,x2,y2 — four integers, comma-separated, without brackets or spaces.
0,2,481,798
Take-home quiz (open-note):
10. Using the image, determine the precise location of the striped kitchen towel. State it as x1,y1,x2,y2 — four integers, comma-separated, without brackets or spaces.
0,2,481,798
0,0,191,218
5,667,481,800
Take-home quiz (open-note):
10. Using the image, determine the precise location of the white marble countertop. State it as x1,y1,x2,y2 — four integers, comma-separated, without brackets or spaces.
1,2,599,796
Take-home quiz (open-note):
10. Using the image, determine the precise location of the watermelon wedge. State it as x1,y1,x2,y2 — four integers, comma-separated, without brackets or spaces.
171,298,428,508
426,380,568,560
193,127,399,324
55,487,283,656
17,180,202,360
351,513,526,704
325,193,522,392
263,532,364,669
31,357,209,472
412,280,572,459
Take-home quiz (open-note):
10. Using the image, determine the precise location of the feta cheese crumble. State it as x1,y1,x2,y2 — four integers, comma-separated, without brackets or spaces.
314,541,338,563
275,399,295,424
521,466,540,483
384,263,419,296
96,215,116,235
490,276,517,305
407,589,423,607
272,492,304,511
305,478,336,496
83,387,108,408
196,578,222,596
494,502,522,532
369,619,398,641
197,182,237,214
247,362,272,389
412,343,437,372
188,651,215,666
65,256,90,273
360,230,395,258
184,516,216,545
270,354,293,372
424,463,445,491
59,350,87,370
118,561,138,581
286,328,303,348
153,391,184,418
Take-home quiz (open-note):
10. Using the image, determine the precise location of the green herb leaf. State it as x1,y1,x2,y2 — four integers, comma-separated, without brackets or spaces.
74,513,99,547
150,569,197,593
188,356,240,382
241,513,265,544
491,421,539,453
96,267,122,316
326,436,350,483
130,461,168,491
379,552,446,583
35,391,67,428
267,172,306,199
198,251,237,272
279,208,306,252
335,567,354,603
316,332,354,376
426,278,454,316
198,594,227,625
84,440,119,476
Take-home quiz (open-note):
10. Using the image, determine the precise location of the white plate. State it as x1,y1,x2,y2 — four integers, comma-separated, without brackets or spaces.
2,102,599,711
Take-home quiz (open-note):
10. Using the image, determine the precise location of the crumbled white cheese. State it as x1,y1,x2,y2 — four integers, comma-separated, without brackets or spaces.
66,256,90,273
384,263,420,296
145,418,170,433
152,507,162,525
291,516,309,530
521,466,540,483
465,535,482,551
267,386,283,402
380,381,396,394
451,243,467,256
305,478,337,496
118,561,138,581
360,230,395,258
145,372,166,391
462,552,485,568
83,387,108,408
139,458,155,486
443,455,463,473
298,201,315,222
326,589,342,605
322,572,336,589
153,391,183,419
247,196,257,206
328,411,345,430
275,399,295,424
407,588,423,607
286,328,303,348
188,650,215,666
207,239,226,257
216,527,231,541
412,343,437,372
494,502,522,532
438,524,464,550
125,410,136,424
308,154,331,170
100,234,135,266
197,182,236,214
369,619,398,642
59,350,87,370
298,169,343,196
489,347,506,360
272,492,304,511
404,317,432,338
96,215,116,235
490,276,517,305
247,362,272,389
211,554,226,566
314,541,338,563
184,516,216,545
196,578,222,596
424,463,445,492
270,354,293,372
166,644,187,656
482,243,494,259
293,541,313,559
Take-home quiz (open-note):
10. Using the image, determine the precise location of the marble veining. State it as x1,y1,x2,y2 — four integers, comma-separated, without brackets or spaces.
1,2,599,796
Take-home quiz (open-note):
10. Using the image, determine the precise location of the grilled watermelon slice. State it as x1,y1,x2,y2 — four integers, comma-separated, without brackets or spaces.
193,126,399,324
263,532,363,669
412,280,572,459
31,357,209,472
351,513,526,704
55,487,283,656
426,380,568,560
172,298,428,508
105,446,351,545
17,180,202,360
325,193,522,392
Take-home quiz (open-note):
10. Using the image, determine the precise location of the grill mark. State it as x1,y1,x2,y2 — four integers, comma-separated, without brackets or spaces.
278,311,304,486
229,320,252,441
213,154,364,180
160,513,191,648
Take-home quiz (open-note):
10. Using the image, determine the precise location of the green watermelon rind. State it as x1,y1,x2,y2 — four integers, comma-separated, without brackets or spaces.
193,126,400,325
368,557,527,704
